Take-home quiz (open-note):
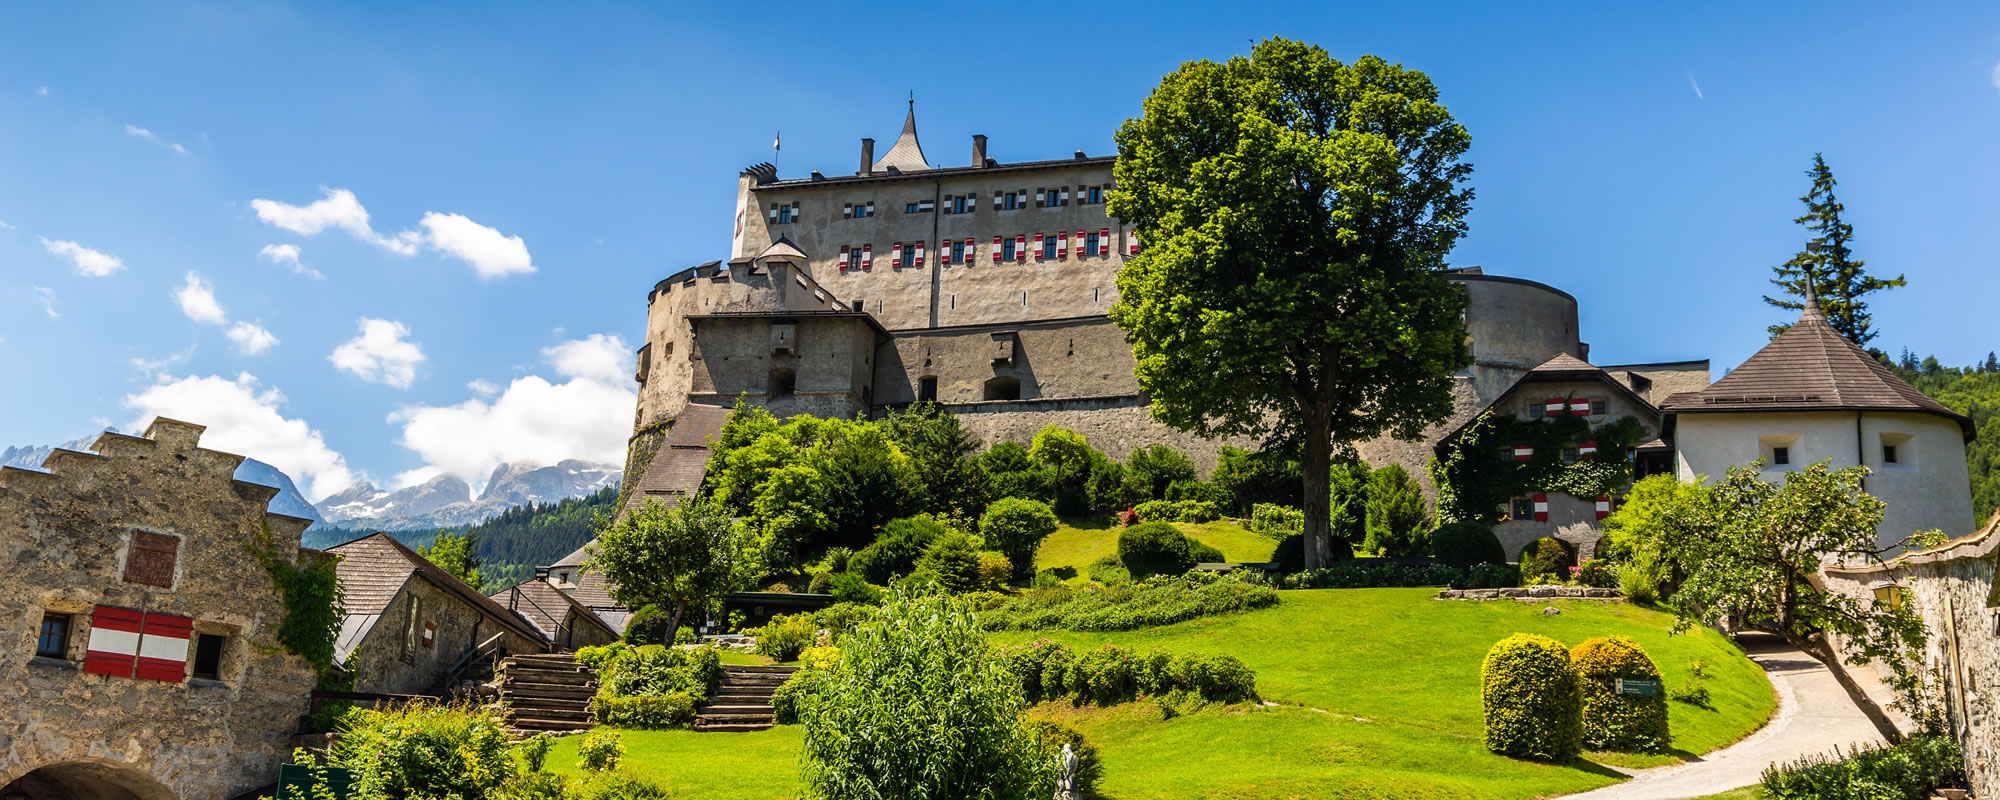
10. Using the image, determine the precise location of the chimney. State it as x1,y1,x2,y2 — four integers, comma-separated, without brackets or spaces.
859,138,875,175
972,134,988,167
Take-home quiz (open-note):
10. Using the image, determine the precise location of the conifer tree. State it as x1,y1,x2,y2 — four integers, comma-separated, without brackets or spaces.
1764,154,1905,347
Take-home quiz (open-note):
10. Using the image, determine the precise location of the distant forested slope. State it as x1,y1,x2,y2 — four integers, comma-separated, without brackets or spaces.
305,486,617,592
1891,350,2000,522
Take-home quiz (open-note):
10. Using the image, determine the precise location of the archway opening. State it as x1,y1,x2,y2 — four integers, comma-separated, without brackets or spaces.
2,759,177,800
768,368,796,402
983,376,1021,402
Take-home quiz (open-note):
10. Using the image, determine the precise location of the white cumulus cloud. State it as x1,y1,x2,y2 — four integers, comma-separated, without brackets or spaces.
330,318,424,389
174,271,228,324
251,188,420,255
41,237,124,277
124,373,356,500
541,333,630,384
227,321,279,355
467,379,500,396
258,243,324,279
390,334,637,491
124,124,189,155
419,212,536,278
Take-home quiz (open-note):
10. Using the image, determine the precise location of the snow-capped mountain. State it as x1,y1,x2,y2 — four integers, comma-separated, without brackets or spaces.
316,459,621,531
3,430,325,526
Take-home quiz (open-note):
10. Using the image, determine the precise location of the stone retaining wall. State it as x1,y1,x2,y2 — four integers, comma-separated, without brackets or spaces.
1435,587,1624,601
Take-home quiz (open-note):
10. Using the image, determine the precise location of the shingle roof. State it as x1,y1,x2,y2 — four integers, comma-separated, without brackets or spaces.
489,579,617,641
1660,295,1972,438
871,103,930,173
328,533,549,646
621,403,731,513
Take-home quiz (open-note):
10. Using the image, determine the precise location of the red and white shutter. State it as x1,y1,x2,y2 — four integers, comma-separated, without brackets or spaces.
891,242,903,269
1571,398,1590,416
1099,228,1111,257
1578,441,1598,459
84,605,143,677
839,245,851,271
1034,232,1046,261
964,238,975,265
1512,445,1533,461
135,612,191,682
1128,229,1140,256
1533,494,1549,522
1057,231,1069,259
1595,495,1612,520
860,244,872,270
992,236,1004,263
1545,398,1567,417
1014,234,1027,261
914,241,925,267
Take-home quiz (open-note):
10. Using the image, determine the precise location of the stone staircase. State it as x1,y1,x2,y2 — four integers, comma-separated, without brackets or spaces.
496,653,599,735
696,664,797,732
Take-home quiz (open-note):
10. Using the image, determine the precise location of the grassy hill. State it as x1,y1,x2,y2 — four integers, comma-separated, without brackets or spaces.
538,589,1775,799
1037,516,1280,582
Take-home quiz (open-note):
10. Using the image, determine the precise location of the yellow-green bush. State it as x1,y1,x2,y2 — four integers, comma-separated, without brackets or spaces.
1481,633,1582,761
1571,636,1670,752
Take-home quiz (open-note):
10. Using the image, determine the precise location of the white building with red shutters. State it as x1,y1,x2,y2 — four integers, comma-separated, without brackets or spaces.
0,419,320,800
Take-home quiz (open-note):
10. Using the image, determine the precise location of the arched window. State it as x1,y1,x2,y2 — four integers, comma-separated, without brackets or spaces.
769,368,796,401
983,376,1021,401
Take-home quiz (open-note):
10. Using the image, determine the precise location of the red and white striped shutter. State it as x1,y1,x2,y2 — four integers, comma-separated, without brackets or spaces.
1057,231,1068,258
1015,234,1026,261
84,605,143,677
1545,398,1566,417
861,244,872,270
964,238,975,265
992,236,1003,263
891,242,903,269
1128,229,1140,256
914,241,925,267
839,245,851,271
1034,232,1046,261
1579,441,1598,459
1076,230,1087,257
1099,228,1111,257
1595,495,1612,520
1512,445,1533,461
135,612,191,683
1533,494,1549,522
1572,398,1591,416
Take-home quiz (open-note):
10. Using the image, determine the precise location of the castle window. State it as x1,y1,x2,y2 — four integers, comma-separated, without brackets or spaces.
951,195,970,214
1527,403,1545,418
842,202,875,219
904,199,935,214
1883,444,1898,464
1880,432,1914,468
1086,186,1104,204
1038,187,1067,208
36,612,71,659
1772,447,1790,466
771,203,798,224
997,191,1026,211
919,376,938,403
1086,230,1101,256
984,376,1021,401
951,240,966,264
852,299,864,312
1561,447,1580,464
769,368,796,401
1510,498,1534,520
1002,237,1017,261
1041,237,1058,260
191,633,226,681
1590,399,1608,416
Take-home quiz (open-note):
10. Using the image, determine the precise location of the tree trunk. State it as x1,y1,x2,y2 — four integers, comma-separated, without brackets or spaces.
1789,633,1905,744
1300,412,1334,570
663,598,688,647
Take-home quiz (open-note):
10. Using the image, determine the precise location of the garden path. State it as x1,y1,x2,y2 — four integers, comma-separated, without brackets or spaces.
1560,631,1905,800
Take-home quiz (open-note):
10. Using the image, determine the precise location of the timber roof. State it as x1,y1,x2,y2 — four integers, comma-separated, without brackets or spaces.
488,579,617,641
328,533,548,646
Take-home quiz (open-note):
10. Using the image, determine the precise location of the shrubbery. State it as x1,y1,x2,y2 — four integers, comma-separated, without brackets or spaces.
593,693,696,728
621,604,671,645
331,702,515,798
1249,504,1303,536
995,640,1258,707
1761,734,1965,800
575,642,721,729
981,497,1060,581
1362,464,1429,557
913,532,985,593
1481,633,1582,761
1570,636,1669,752
1281,562,1463,589
1518,537,1576,584
1573,558,1618,589
752,613,817,662
1025,718,1103,800
772,646,841,725
1429,521,1503,568
849,515,947,584
981,571,1278,632
1117,521,1221,579
1131,499,1220,524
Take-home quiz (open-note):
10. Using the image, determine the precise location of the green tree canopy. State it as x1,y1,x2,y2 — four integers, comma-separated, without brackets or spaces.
585,496,756,643
416,530,482,589
1763,153,1906,347
1362,464,1428,557
1109,39,1474,568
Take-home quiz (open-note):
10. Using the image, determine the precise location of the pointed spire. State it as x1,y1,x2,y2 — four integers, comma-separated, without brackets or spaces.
1800,279,1825,323
871,97,930,173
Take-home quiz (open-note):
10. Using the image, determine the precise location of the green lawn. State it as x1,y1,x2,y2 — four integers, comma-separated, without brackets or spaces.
550,589,1775,800
1036,516,1278,582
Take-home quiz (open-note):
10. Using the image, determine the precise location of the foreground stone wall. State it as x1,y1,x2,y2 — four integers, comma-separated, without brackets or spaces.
0,419,318,800
350,576,543,696
1822,521,2000,799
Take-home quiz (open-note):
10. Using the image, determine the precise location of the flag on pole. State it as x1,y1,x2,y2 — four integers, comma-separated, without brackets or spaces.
773,131,780,152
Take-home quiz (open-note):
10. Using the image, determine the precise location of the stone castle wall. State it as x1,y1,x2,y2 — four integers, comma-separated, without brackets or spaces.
0,419,319,800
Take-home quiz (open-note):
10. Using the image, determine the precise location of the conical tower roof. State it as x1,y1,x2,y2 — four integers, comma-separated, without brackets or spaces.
1662,290,1971,438
871,100,930,173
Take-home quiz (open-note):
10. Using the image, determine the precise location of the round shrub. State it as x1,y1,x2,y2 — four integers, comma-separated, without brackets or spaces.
753,613,816,662
1117,522,1202,579
1481,633,1582,761
829,572,885,606
1518,537,1576,584
622,604,671,645
1026,718,1103,799
851,515,948,583
807,570,834,594
914,532,984,593
980,497,1060,580
1571,636,1669,752
1431,521,1504,569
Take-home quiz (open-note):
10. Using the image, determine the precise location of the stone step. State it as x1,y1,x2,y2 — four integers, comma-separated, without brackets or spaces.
505,697,592,713
508,706,594,722
511,716,597,731
501,684,597,700
723,665,800,675
720,676,788,687
695,722,774,732
709,694,776,706
500,668,597,686
702,703,773,714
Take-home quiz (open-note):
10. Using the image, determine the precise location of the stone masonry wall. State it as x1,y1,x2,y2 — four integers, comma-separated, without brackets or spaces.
0,419,318,800
349,575,543,696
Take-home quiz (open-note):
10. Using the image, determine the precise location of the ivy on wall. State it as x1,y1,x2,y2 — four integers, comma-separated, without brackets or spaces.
247,521,345,677
1431,406,1648,526
618,416,675,510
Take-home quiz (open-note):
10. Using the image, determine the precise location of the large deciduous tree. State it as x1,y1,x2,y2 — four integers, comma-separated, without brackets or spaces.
1653,460,1926,742
1763,153,1905,347
1109,39,1474,568
585,496,755,644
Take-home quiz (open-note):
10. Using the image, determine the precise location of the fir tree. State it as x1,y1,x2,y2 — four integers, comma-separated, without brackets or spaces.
1763,154,1905,347
1984,352,1997,374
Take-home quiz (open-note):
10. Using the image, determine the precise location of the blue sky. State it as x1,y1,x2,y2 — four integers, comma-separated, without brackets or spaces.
4,2,1998,501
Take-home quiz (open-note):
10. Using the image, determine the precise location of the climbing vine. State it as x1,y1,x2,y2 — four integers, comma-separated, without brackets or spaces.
247,520,345,677
1431,406,1647,526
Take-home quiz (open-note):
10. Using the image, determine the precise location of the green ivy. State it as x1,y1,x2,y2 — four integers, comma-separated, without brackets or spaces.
247,521,344,677
1432,408,1647,526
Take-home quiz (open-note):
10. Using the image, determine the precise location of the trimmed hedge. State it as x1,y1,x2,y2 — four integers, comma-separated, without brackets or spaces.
1571,636,1669,752
981,572,1278,632
996,639,1257,707
1430,521,1504,569
1482,633,1582,761
1282,562,1460,589
1131,499,1220,524
594,693,696,729
1117,521,1219,579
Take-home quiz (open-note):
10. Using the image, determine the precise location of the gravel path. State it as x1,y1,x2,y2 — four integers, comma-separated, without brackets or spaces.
1560,632,1900,800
